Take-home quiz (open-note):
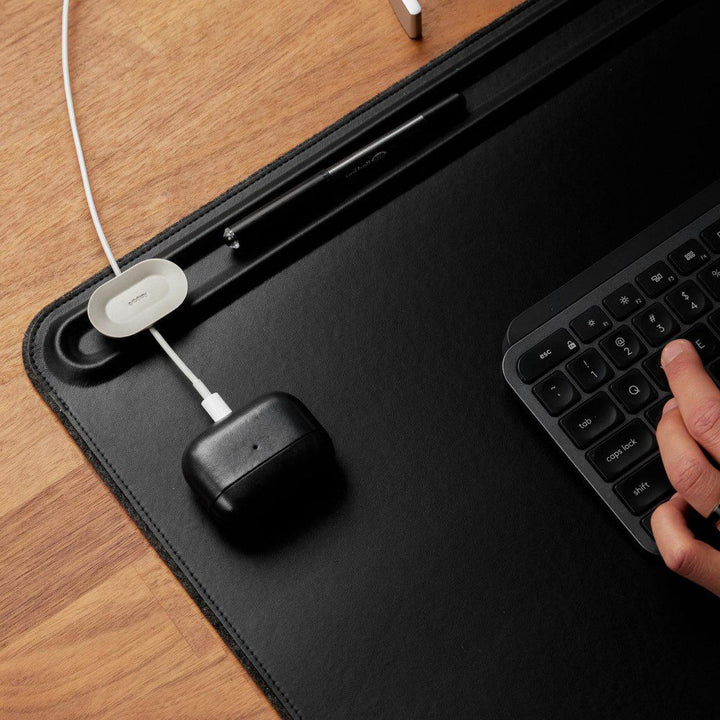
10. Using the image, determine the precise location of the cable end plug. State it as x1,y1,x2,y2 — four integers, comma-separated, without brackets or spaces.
201,392,233,423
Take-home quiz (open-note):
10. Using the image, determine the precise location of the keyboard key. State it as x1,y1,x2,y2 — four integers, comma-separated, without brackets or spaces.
587,420,656,482
636,262,677,298
567,349,613,392
709,309,720,334
610,369,657,413
632,303,678,346
570,306,612,342
643,351,668,390
645,398,670,429
641,513,655,538
709,358,720,386
603,283,645,320
615,456,672,515
666,280,709,323
680,324,720,363
700,218,720,252
559,393,623,449
698,258,720,300
533,372,579,416
600,326,646,369
668,239,709,274
517,329,579,383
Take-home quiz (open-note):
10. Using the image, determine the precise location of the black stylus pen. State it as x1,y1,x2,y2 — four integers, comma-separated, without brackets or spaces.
223,93,466,250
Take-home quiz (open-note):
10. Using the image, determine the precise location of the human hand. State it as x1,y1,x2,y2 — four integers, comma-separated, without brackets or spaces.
652,338,720,597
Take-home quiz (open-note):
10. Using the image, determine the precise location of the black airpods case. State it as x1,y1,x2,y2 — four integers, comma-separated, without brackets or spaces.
182,392,335,525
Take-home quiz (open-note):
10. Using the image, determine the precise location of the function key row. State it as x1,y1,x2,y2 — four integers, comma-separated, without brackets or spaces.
517,222,720,386
602,225,720,321
603,252,713,322
605,222,720,319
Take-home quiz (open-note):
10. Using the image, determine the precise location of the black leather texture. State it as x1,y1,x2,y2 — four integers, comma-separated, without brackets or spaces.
24,1,720,718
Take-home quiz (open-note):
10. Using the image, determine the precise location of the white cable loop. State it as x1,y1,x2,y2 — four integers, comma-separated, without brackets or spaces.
62,0,218,406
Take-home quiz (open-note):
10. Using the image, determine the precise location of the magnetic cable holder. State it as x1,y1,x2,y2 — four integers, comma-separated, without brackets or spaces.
87,259,188,338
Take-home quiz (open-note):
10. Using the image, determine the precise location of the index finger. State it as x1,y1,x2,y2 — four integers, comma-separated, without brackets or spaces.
661,339,720,461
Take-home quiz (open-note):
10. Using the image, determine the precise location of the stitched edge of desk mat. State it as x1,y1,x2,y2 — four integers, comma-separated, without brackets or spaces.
23,1,548,717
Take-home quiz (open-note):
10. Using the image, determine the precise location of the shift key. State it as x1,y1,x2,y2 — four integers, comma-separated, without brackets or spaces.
587,420,656,481
615,456,672,515
517,329,579,383
559,393,623,448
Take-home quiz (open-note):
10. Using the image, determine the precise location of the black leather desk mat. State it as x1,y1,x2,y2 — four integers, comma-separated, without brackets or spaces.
25,1,720,718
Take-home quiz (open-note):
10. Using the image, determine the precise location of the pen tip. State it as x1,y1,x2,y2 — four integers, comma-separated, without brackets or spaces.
223,227,239,250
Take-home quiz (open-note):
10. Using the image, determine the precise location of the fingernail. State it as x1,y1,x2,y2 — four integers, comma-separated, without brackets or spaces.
662,397,678,416
661,339,691,368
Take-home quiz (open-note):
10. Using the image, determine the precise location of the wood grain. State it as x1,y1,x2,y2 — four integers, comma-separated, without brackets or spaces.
0,0,520,716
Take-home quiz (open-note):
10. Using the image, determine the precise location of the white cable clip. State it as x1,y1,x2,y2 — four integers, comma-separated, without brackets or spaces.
87,258,188,338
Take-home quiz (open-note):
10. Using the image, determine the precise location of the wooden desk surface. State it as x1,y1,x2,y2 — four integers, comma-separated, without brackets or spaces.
0,1,519,716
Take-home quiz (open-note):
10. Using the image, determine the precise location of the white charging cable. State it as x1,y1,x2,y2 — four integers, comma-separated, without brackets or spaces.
61,0,231,422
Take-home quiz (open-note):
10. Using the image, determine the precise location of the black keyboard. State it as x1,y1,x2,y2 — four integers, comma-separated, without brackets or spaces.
503,210,720,553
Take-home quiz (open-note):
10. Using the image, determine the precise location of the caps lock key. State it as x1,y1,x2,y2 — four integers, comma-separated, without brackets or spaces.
587,420,656,481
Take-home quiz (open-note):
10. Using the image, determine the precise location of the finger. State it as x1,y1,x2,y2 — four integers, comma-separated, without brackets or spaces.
651,495,720,597
656,398,720,516
661,339,720,461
